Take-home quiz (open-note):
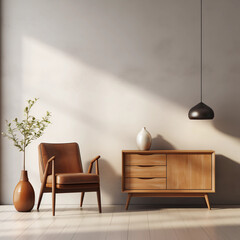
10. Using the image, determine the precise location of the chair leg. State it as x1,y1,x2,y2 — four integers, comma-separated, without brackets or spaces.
52,187,56,216
97,189,102,213
80,192,85,207
37,181,46,211
52,175,56,216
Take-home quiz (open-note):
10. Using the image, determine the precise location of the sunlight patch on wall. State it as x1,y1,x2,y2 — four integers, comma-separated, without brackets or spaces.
22,36,240,158
20,36,240,204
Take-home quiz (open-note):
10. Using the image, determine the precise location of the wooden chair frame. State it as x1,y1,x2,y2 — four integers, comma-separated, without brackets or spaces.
37,155,101,216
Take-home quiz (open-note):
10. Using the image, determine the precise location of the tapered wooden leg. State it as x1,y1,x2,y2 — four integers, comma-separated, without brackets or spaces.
52,185,56,216
204,194,211,210
97,189,102,213
80,192,85,207
52,162,56,216
37,184,45,211
125,194,132,210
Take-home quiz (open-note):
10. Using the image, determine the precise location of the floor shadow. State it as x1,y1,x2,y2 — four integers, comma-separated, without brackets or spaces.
151,134,176,150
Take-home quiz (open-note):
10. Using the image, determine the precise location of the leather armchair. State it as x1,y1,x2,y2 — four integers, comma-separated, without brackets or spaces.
37,142,101,216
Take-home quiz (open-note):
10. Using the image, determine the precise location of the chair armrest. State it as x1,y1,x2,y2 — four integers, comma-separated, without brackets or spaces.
47,156,55,164
42,156,55,186
88,155,100,175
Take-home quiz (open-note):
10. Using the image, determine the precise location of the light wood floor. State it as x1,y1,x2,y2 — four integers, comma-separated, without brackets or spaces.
0,205,240,240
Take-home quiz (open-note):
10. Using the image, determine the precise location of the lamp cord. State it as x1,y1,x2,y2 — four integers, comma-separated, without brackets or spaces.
200,0,203,102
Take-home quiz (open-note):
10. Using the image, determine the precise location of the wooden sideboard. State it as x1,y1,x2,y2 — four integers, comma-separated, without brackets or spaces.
122,150,215,210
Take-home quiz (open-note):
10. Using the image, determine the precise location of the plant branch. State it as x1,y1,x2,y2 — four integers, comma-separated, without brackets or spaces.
1,98,52,171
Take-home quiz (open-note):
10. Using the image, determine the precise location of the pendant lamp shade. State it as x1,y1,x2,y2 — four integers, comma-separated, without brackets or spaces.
188,102,214,120
188,0,214,120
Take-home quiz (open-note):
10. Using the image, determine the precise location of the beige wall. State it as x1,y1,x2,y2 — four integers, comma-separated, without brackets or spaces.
1,0,240,205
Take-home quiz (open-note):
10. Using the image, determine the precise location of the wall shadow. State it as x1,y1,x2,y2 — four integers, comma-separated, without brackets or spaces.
2,0,240,205
211,154,240,204
213,109,240,138
0,0,2,204
10,0,240,140
86,158,122,204
151,134,176,150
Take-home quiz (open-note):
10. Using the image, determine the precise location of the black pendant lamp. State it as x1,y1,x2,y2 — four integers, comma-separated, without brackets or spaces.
188,0,214,120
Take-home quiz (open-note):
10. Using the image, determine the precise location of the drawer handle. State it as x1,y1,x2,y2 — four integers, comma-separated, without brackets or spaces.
138,165,154,167
138,177,154,180
136,154,154,155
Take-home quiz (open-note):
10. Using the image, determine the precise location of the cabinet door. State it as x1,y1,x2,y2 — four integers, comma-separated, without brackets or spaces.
167,154,212,190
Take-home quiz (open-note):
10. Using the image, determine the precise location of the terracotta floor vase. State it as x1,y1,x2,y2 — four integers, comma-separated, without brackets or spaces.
13,170,35,212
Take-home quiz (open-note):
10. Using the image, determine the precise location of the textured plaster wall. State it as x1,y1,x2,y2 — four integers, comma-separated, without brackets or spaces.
1,0,240,205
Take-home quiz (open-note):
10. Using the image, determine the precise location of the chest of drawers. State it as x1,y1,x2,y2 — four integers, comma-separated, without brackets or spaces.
122,150,215,210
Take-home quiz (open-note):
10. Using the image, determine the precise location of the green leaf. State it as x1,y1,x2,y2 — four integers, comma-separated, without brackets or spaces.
2,97,52,154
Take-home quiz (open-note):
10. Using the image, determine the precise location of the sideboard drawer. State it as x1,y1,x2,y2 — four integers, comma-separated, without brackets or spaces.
125,165,166,178
125,177,166,190
125,154,166,166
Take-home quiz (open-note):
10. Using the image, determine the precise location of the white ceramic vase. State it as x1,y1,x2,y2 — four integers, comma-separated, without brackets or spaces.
136,127,152,150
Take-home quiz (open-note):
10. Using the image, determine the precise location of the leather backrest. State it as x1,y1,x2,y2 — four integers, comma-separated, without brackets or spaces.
38,142,83,182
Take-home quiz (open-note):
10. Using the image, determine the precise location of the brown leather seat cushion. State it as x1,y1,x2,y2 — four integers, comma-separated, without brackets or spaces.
47,173,99,185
